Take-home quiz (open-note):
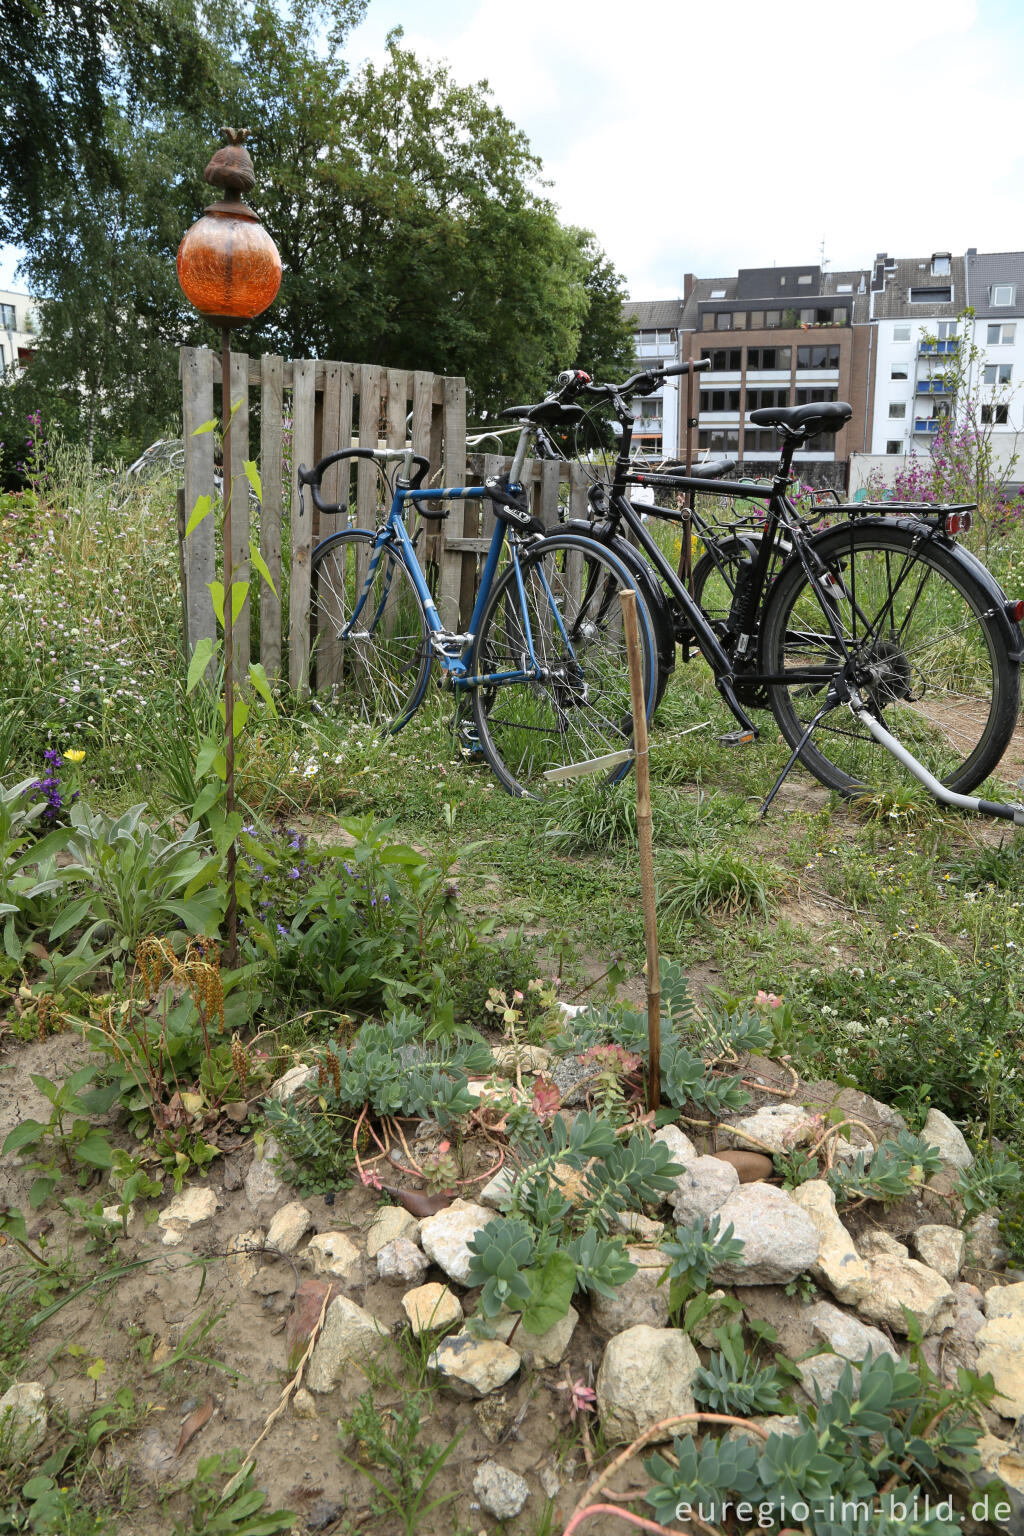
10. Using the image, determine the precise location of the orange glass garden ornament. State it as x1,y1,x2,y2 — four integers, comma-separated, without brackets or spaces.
176,128,281,325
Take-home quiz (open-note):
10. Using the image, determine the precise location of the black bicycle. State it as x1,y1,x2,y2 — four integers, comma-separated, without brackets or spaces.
528,361,1024,822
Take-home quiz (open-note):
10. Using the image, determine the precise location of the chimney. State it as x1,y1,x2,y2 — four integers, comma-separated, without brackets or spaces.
683,272,696,302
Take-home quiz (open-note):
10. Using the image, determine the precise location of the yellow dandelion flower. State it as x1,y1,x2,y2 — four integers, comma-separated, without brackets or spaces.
65,748,85,763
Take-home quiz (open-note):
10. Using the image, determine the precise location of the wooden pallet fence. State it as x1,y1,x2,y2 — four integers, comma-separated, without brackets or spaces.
178,347,587,692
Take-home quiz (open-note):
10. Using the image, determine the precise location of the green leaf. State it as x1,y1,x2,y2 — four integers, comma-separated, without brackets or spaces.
75,1133,114,1169
229,580,249,624
184,493,214,537
243,460,263,504
192,779,222,820
520,1250,576,1335
248,662,278,716
2,1118,47,1154
209,580,225,626
187,636,216,693
48,895,96,943
249,541,277,597
29,1175,58,1209
191,418,218,436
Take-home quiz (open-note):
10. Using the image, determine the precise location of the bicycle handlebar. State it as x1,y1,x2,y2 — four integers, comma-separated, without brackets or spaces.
555,358,710,405
297,446,430,511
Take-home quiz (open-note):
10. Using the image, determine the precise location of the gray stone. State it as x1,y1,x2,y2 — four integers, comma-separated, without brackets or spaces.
719,1104,818,1155
306,1296,387,1392
377,1237,429,1287
590,1245,670,1336
807,1300,896,1363
710,1185,821,1286
911,1224,966,1285
922,1108,973,1171
616,1210,666,1243
366,1205,420,1257
790,1181,871,1306
419,1199,491,1285
653,1125,698,1166
268,1064,315,1102
428,1332,521,1399
491,1042,551,1075
402,1283,462,1335
799,1353,855,1403
970,1433,1024,1532
686,1290,736,1348
857,1229,908,1260
669,1156,739,1226
551,1053,602,1107
244,1134,285,1210
985,1282,1024,1320
265,1200,313,1255
473,1460,530,1520
966,1212,1008,1272
596,1325,700,1444
226,1227,264,1287
491,1305,579,1367
291,1387,317,1420
479,1166,517,1212
0,1383,47,1462
856,1255,956,1336
304,1231,363,1284
976,1314,1024,1419
157,1187,218,1247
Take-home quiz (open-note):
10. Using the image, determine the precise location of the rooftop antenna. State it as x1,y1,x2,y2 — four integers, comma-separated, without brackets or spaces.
819,235,828,270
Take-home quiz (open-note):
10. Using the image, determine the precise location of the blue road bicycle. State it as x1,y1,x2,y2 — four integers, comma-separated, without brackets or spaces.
298,408,658,797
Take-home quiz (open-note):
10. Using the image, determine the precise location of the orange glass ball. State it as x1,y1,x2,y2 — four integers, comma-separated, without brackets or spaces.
177,202,281,326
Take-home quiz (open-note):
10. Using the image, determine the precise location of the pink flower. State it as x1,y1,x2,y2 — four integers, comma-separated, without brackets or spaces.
756,990,783,1009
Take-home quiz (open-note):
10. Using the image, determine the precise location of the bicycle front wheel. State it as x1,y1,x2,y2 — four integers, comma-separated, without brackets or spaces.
760,523,1020,796
470,534,658,797
310,528,432,733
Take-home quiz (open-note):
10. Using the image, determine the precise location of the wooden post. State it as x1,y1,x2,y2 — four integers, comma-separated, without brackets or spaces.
175,488,189,667
220,328,238,966
620,589,660,1111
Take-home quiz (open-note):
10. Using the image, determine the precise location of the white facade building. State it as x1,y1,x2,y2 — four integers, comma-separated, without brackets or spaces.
0,288,37,375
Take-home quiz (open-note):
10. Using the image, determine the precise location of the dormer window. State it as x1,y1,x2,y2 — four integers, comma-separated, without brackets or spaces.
991,285,1016,307
710,289,726,299
931,253,951,277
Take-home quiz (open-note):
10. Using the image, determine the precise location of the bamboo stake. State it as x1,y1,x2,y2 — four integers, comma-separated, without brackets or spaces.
220,327,237,966
619,589,660,1111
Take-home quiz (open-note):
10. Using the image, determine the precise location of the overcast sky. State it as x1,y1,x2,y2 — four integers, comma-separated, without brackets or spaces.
3,0,1021,298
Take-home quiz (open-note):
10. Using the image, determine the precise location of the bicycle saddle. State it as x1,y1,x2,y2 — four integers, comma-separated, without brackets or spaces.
747,402,852,437
497,401,586,426
660,458,738,479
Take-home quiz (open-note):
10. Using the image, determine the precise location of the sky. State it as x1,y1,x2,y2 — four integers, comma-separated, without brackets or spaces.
3,0,1022,298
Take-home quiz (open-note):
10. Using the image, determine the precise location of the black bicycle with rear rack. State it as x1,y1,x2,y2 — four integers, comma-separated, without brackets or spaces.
528,360,1024,822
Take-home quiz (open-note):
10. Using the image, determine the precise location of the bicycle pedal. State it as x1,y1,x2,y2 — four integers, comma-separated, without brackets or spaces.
718,729,758,746
457,726,486,762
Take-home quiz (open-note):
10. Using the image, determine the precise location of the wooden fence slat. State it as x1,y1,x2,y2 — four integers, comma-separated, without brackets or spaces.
288,359,317,693
539,458,560,528
181,346,216,653
438,376,467,629
259,354,284,682
411,370,433,464
320,360,344,527
227,349,251,670
356,364,383,531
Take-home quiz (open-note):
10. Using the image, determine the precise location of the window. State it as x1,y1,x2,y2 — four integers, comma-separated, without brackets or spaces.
0,304,14,329
795,387,838,405
697,429,739,454
984,363,1013,386
715,311,733,330
764,310,782,328
798,430,833,454
991,285,1016,307
746,346,792,370
796,345,840,369
699,347,742,371
733,311,748,330
797,274,813,285
931,254,951,277
699,389,741,413
748,311,764,330
886,441,903,455
891,364,908,380
743,430,780,453
836,283,853,294
889,402,906,419
988,323,1016,345
637,328,674,356
745,387,791,410
910,287,952,303
710,289,727,299
0,344,5,368
981,404,1010,425
936,321,957,339
701,312,715,331
893,325,911,341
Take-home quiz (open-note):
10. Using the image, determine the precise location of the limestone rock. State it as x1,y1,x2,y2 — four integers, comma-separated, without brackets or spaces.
402,1283,462,1336
653,1125,698,1166
669,1156,739,1226
952,1281,987,1346
971,1433,1024,1532
596,1325,700,1443
856,1255,956,1336
366,1205,420,1257
590,1245,669,1336
0,1383,47,1462
718,1103,817,1155
491,1305,579,1368
291,1387,317,1420
807,1300,896,1363
473,1460,530,1520
428,1332,521,1399
306,1296,387,1392
976,1314,1024,1419
985,1282,1024,1320
419,1199,491,1286
911,1224,966,1285
922,1108,973,1170
710,1185,820,1286
265,1200,313,1255
377,1237,429,1287
966,1212,1008,1272
687,1290,735,1347
268,1064,315,1101
857,1229,908,1261
790,1181,871,1306
799,1353,854,1403
226,1227,264,1287
479,1166,517,1212
616,1210,666,1243
303,1231,362,1284
158,1187,218,1246
491,1042,551,1075
833,1087,907,1145
245,1134,285,1210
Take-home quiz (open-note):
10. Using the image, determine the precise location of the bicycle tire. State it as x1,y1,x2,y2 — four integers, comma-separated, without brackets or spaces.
760,522,1021,796
560,519,675,703
470,533,658,797
309,528,432,733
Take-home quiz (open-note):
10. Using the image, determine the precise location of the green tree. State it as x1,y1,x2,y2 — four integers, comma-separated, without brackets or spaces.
571,231,636,383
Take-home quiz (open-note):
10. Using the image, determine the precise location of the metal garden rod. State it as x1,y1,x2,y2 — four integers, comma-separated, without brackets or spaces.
620,588,660,1111
221,326,237,963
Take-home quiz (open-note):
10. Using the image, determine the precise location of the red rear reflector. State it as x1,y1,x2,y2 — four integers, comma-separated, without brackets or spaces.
1007,599,1024,623
943,511,973,536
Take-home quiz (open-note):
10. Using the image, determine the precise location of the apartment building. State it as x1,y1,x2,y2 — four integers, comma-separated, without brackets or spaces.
0,289,36,375
863,252,967,458
620,297,686,457
964,250,1024,479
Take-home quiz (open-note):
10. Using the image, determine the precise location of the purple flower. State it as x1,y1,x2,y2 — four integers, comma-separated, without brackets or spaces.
288,867,301,880
276,923,288,936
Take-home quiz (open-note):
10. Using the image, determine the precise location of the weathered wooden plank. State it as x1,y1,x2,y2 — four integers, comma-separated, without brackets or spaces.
410,370,433,465
569,462,589,520
181,346,216,653
227,349,251,670
288,359,317,693
438,376,468,629
315,361,355,692
539,458,560,529
319,359,344,536
259,353,284,683
241,356,448,403
355,364,383,531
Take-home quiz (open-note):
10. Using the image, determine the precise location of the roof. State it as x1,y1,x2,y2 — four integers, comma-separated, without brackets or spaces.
623,298,685,329
869,256,966,318
966,251,1024,317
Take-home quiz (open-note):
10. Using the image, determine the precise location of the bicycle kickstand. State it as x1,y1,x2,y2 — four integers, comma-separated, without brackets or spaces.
758,676,847,819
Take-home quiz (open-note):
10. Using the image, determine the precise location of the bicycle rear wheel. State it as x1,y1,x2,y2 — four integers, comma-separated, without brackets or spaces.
760,522,1020,796
310,528,432,733
470,533,658,797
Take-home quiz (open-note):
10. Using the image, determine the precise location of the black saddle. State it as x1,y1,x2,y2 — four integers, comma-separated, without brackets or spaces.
497,401,586,427
748,402,853,437
659,458,738,480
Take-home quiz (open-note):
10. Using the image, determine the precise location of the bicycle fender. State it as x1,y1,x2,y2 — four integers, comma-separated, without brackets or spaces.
559,518,675,656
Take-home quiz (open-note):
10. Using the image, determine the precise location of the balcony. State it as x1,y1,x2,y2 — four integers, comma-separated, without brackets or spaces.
916,379,951,395
914,418,941,435
919,339,957,356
